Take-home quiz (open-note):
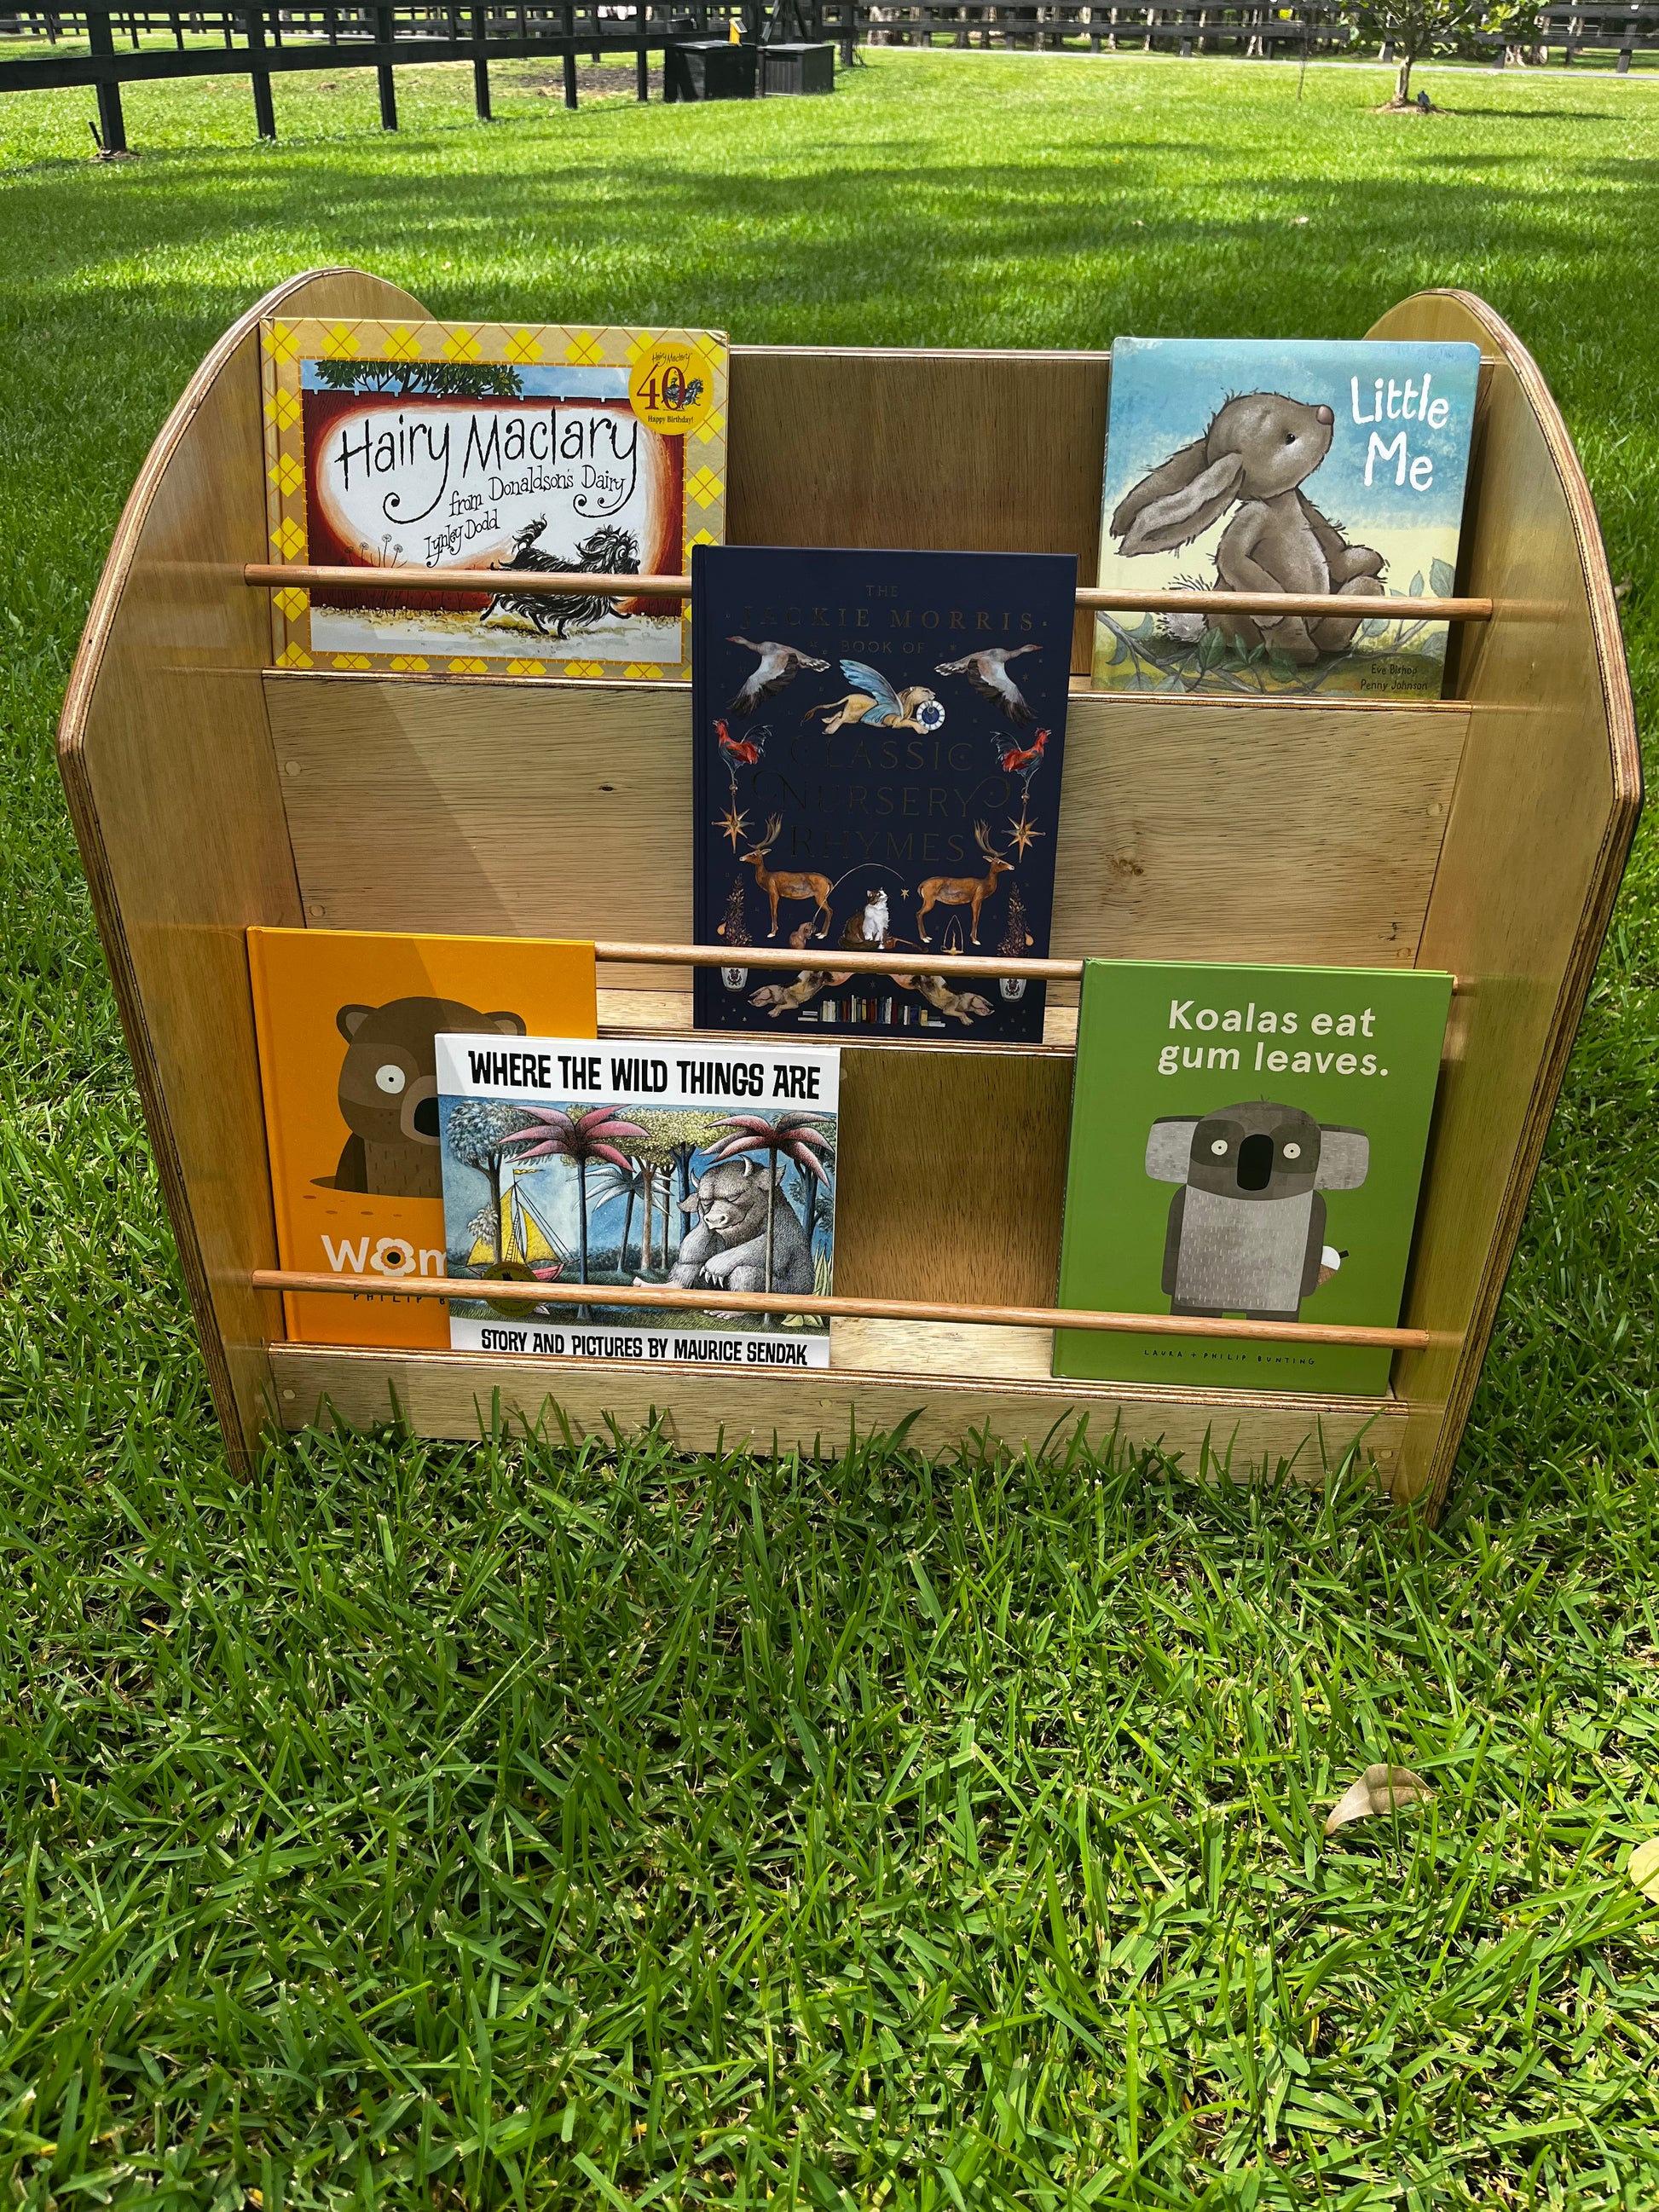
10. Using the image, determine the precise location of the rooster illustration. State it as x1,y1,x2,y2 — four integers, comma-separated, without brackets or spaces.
934,644,1040,725
996,727,1049,784
715,718,767,769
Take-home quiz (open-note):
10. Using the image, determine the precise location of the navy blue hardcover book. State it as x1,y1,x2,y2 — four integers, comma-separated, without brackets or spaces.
691,544,1078,1044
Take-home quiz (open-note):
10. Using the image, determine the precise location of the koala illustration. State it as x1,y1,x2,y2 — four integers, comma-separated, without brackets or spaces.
328,996,525,1199
659,1156,815,1296
1110,390,1386,662
1147,1101,1369,1321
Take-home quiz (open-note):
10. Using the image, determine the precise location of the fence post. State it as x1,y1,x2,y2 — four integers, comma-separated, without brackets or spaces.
87,7,128,152
471,1,491,114
246,2,277,137
374,2,398,124
563,2,578,101
636,0,649,93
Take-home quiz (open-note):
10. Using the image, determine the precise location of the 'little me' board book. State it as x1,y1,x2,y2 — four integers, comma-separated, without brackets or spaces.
1092,338,1480,701
436,1037,839,1369
1053,962,1453,1396
249,927,597,1350
259,315,727,678
691,544,1077,1045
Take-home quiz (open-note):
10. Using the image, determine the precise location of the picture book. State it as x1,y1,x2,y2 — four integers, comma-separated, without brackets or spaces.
436,1036,839,1369
258,315,728,678
1052,961,1453,1396
248,927,597,1349
691,544,1077,1045
1092,338,1481,701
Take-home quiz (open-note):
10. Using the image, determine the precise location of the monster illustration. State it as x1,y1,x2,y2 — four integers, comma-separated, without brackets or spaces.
1147,1101,1369,1320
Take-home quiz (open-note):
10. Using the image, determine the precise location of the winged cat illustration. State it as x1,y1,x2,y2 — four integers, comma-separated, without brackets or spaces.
804,659,945,735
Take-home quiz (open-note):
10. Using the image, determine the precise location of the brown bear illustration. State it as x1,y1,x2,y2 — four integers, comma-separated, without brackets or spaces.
323,996,526,1200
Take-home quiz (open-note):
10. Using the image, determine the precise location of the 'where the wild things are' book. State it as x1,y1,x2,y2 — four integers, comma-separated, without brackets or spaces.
1053,961,1453,1396
1092,338,1481,701
259,316,728,678
249,927,597,1350
691,545,1077,1045
437,1036,839,1369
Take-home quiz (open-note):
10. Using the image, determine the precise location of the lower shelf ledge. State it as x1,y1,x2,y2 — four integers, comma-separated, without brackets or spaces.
267,1342,1407,1485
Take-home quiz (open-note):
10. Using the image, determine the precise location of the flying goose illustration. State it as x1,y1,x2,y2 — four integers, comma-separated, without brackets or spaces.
934,643,1041,725
727,637,831,718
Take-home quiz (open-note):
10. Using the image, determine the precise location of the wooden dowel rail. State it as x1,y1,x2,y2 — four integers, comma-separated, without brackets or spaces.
597,939,1079,981
243,563,1493,627
595,941,1465,990
255,1270,1433,1351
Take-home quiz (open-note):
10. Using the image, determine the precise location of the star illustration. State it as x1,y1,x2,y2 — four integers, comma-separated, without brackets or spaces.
715,801,750,850
1006,805,1044,859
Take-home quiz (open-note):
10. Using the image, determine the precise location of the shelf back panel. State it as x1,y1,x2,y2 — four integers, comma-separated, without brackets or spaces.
727,345,1112,673
268,674,1465,979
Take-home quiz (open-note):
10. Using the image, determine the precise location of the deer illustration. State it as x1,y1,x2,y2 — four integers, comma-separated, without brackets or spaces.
915,823,1014,946
741,816,835,940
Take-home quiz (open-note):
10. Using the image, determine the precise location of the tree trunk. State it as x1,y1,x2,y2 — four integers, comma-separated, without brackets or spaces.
764,1164,777,1293
576,1159,590,1284
1396,51,1412,101
621,1188,635,1273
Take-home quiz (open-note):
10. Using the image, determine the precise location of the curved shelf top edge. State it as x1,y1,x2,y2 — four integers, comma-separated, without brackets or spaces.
57,264,432,771
1365,286,1639,817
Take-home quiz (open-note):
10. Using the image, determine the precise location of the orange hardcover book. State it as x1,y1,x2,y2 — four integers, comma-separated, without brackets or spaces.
248,927,597,1348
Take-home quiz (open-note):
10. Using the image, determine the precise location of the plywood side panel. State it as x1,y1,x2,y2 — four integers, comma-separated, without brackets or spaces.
1371,292,1641,1510
727,346,1112,673
269,674,1465,973
58,267,431,1464
271,1342,1408,1483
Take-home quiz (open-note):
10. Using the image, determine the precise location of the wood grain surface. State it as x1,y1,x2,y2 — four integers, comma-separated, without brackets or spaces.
267,674,1465,978
57,266,429,1465
269,1340,1408,1484
1369,292,1642,1512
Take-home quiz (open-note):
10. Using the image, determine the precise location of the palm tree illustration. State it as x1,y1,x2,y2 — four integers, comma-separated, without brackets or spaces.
706,1114,833,1293
498,1105,648,1306
586,1156,650,1273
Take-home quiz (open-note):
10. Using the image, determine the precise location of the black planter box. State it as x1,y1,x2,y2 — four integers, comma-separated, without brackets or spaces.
664,38,759,99
760,40,835,91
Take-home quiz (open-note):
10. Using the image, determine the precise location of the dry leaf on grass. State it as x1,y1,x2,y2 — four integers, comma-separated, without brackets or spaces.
1323,1764,1433,1838
1628,1837,1659,1903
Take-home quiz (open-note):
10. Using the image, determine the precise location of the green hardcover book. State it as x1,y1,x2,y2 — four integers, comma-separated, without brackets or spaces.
1053,961,1453,1395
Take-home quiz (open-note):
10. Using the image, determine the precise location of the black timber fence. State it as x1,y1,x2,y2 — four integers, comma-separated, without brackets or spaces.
3,0,1653,154
0,0,844,148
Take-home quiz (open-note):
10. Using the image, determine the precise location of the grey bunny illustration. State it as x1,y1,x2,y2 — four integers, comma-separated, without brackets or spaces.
1110,391,1385,662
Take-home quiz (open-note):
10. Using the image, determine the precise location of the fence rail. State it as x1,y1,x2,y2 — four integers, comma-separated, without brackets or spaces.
2,0,1651,155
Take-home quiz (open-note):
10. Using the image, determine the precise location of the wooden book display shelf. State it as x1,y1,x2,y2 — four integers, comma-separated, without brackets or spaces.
58,269,1640,1515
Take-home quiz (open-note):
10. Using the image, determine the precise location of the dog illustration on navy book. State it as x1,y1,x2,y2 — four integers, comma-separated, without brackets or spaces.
1147,1101,1369,1320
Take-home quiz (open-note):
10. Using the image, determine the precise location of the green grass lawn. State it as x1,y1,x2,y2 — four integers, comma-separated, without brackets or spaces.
4,47,1659,2208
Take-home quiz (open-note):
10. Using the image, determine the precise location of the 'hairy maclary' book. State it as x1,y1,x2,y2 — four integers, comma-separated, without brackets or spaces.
1053,960,1453,1396
259,315,727,678
691,544,1077,1046
437,1036,839,1368
1093,337,1480,701
249,927,597,1349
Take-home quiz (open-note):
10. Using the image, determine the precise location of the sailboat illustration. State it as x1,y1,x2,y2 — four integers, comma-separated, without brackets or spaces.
466,1173,570,1279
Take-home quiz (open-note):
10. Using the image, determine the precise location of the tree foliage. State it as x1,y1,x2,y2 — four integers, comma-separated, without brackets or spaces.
1344,0,1485,99
308,359,524,400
